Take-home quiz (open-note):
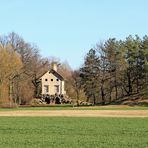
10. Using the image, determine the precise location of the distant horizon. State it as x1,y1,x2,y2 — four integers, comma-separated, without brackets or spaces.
0,0,148,69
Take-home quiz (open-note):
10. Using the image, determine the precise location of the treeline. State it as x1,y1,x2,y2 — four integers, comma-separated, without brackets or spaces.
74,35,148,105
0,32,49,104
0,32,73,105
0,32,147,106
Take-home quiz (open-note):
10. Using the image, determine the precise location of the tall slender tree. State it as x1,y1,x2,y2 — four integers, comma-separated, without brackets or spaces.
80,49,100,104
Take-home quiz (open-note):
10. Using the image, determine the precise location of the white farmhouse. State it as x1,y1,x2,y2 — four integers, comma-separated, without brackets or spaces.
39,63,66,96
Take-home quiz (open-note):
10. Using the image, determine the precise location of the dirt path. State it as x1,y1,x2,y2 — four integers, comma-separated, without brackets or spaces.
0,110,148,117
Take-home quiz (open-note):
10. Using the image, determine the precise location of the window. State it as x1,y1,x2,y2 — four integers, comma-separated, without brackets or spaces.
44,85,49,93
51,79,53,81
54,85,59,93
56,79,59,81
45,79,48,81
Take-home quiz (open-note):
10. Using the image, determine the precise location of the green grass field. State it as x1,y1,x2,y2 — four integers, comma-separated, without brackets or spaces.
0,105,148,111
0,117,148,148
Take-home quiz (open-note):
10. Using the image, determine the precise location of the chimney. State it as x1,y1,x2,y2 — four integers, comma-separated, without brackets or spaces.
52,62,58,71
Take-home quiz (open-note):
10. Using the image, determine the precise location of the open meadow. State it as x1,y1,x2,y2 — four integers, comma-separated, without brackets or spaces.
0,106,148,148
0,117,148,148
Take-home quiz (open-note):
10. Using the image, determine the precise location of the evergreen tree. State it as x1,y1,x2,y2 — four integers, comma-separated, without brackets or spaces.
142,36,148,89
103,38,120,101
80,49,100,104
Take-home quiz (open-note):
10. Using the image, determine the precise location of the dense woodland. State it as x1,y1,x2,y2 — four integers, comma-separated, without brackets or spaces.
0,32,147,106
79,36,148,105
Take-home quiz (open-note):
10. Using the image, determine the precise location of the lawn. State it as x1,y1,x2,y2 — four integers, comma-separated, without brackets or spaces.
0,105,148,111
0,117,148,148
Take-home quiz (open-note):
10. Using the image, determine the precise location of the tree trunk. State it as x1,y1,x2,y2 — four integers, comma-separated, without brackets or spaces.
101,85,105,105
76,89,79,106
115,78,118,100
0,80,2,101
109,75,112,103
93,94,96,105
109,89,112,103
86,97,89,103
136,78,139,93
32,78,38,98
9,79,13,106
127,70,132,95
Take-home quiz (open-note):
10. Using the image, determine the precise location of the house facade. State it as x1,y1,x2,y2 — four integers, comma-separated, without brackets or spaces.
39,64,66,96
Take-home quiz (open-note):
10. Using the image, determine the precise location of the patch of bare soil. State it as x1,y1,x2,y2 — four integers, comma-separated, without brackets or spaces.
0,110,148,117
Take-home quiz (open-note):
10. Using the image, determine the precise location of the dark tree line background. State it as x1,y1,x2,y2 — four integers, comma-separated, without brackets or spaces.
79,36,148,105
0,32,147,105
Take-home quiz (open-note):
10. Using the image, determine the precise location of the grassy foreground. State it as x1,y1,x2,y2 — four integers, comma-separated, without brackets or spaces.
0,117,148,148
0,105,148,111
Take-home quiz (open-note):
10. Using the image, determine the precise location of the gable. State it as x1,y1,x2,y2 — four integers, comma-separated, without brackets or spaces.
50,69,64,80
40,69,64,81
